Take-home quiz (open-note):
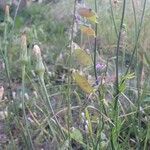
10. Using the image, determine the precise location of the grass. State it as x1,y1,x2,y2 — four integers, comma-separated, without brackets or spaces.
0,0,150,149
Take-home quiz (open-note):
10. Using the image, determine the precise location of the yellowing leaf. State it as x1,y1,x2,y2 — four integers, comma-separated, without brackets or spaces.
74,48,92,66
72,71,95,94
78,7,98,23
88,15,98,23
80,25,96,37
78,7,95,17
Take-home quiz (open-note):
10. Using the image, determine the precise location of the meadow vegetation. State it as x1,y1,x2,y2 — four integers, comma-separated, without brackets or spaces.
0,0,150,149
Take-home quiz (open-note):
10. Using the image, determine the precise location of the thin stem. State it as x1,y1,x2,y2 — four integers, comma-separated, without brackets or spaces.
1,15,12,98
112,0,126,148
94,0,98,82
132,0,138,38
66,0,77,147
39,77,66,140
114,0,126,111
13,0,22,28
125,0,147,75
22,65,34,149
109,0,118,38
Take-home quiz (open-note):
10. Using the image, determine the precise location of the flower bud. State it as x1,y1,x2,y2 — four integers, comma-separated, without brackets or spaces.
33,45,41,58
5,5,10,17
35,58,45,80
12,91,16,100
20,33,28,65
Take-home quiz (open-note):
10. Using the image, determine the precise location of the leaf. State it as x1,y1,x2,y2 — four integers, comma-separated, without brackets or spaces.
78,7,98,23
72,71,95,94
78,7,96,18
85,108,93,135
88,15,98,23
80,25,96,37
71,128,83,143
119,73,135,93
74,48,92,66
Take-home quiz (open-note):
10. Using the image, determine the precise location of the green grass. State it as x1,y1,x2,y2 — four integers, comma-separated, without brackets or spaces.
0,0,150,149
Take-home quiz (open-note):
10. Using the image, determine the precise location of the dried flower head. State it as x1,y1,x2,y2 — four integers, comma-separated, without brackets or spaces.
21,32,27,49
5,4,10,17
33,45,41,57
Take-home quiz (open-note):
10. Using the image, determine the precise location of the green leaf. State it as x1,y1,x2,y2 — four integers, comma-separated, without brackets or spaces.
71,128,83,143
119,73,135,92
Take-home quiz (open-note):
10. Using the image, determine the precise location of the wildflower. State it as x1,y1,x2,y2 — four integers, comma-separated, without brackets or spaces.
85,120,88,125
81,112,85,123
96,63,106,70
33,91,38,98
85,124,88,133
33,45,41,57
140,107,145,114
24,93,29,100
33,45,45,80
81,112,85,118
12,91,16,100
0,86,4,101
27,117,34,123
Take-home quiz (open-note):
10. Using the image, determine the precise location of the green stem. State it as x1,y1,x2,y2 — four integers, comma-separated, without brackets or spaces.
132,0,138,38
22,65,34,149
66,0,77,147
39,77,66,140
112,0,126,149
114,0,126,111
2,17,12,96
94,0,98,82
109,0,118,38
125,0,147,75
